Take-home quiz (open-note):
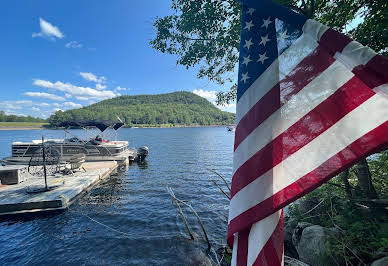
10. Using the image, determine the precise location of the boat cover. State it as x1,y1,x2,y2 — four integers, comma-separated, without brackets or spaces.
59,119,124,132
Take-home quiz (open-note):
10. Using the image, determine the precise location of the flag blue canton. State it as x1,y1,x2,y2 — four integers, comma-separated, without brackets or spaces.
237,5,304,101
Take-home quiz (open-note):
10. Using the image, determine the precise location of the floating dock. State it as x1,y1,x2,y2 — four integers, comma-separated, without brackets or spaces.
0,161,118,218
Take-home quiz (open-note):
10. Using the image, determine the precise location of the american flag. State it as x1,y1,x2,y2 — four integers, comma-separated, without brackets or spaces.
228,0,388,265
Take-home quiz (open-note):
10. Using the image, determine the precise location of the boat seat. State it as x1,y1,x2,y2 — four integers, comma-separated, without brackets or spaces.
70,153,86,171
60,153,86,175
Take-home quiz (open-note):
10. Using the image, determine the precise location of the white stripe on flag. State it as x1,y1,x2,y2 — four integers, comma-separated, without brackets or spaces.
247,210,282,265
374,84,388,99
233,61,354,174
302,19,329,41
231,234,238,266
334,41,376,70
230,94,388,221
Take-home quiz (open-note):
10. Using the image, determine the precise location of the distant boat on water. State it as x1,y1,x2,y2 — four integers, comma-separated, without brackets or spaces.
227,126,235,132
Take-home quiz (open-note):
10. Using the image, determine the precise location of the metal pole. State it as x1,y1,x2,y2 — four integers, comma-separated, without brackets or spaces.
42,136,48,191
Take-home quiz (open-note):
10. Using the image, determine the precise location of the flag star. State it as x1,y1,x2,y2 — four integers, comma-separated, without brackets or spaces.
243,38,253,50
259,34,270,46
244,20,254,31
246,8,255,15
241,72,250,83
261,17,272,29
242,55,252,67
278,30,290,40
257,52,269,64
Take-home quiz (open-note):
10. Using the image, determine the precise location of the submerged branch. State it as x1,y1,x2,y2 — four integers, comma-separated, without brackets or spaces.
211,180,230,200
167,187,211,252
167,187,194,240
208,169,231,193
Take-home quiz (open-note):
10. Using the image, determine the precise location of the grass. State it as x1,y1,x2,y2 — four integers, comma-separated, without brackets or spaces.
0,122,49,128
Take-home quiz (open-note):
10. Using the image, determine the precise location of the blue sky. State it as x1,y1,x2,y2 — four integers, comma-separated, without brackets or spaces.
0,0,236,118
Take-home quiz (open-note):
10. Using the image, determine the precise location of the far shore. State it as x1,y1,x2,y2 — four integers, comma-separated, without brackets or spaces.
0,127,45,130
0,124,234,131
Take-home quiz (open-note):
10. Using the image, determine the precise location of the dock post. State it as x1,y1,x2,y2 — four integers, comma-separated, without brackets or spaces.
42,136,48,191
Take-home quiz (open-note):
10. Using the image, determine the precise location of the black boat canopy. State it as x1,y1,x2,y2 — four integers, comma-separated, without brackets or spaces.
59,119,124,132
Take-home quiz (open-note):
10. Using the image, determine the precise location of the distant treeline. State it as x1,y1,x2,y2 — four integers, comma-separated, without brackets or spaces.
48,91,235,126
0,111,46,122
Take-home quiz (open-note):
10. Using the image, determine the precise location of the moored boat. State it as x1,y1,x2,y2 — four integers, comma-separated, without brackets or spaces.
1,119,148,165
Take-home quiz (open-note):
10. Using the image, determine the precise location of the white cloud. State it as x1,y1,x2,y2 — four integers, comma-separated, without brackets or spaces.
193,89,235,113
75,96,89,101
218,103,236,113
193,89,217,101
54,108,64,112
65,41,83,48
115,86,129,92
63,102,82,108
40,103,51,107
24,91,65,101
79,72,106,83
33,79,118,100
0,100,33,110
96,83,107,90
65,93,72,98
31,107,40,112
32,18,64,40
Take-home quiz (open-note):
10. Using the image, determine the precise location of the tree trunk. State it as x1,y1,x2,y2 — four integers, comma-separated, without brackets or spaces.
339,169,352,198
355,159,379,199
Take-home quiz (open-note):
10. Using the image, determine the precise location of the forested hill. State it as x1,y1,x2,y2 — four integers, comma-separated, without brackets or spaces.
48,91,235,126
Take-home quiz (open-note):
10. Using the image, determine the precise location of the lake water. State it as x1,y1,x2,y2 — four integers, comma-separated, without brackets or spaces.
0,127,233,265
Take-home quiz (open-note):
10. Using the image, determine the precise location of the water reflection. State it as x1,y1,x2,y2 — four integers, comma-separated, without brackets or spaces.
136,160,148,169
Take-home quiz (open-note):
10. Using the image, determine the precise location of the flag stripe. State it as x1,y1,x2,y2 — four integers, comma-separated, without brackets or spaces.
228,120,388,241
231,76,375,197
234,45,335,150
231,234,238,266
233,61,354,175
254,218,283,266
247,210,282,265
229,94,388,223
237,227,250,266
318,28,352,56
353,55,388,89
374,84,388,98
334,41,376,69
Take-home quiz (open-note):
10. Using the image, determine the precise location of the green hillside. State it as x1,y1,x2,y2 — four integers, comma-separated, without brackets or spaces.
48,91,235,127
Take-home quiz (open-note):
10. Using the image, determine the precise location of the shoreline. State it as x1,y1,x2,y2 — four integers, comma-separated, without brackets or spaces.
0,124,234,131
0,127,45,131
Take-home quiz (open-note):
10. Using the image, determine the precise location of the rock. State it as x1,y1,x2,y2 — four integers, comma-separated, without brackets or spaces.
284,255,310,266
284,217,299,259
292,222,313,248
295,225,343,266
186,250,213,266
371,256,388,266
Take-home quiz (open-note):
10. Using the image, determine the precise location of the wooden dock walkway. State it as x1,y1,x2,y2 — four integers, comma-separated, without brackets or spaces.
0,161,118,218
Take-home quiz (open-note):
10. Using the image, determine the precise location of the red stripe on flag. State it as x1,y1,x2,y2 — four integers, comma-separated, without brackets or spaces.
234,46,335,150
237,226,251,266
234,84,280,151
253,212,284,266
231,76,375,197
228,121,388,244
319,28,352,56
353,54,388,89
